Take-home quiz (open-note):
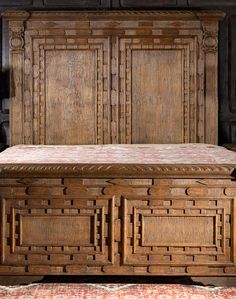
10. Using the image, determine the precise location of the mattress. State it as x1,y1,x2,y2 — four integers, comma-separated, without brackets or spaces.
0,143,236,164
0,143,235,178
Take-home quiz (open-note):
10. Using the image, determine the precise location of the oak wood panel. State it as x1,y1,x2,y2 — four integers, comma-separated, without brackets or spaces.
45,50,96,144
21,215,92,246
10,52,24,145
2,11,223,145
0,176,235,275
142,216,214,246
1,5,236,148
131,49,183,144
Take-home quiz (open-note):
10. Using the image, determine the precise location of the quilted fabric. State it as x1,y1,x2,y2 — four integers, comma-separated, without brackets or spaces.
0,144,236,164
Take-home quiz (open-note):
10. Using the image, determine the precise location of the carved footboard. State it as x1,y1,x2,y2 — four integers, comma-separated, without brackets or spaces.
0,144,235,276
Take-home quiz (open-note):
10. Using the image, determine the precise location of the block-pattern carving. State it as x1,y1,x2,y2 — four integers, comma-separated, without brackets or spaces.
119,37,199,143
24,32,111,144
3,11,224,145
0,177,235,275
0,178,117,274
120,178,236,275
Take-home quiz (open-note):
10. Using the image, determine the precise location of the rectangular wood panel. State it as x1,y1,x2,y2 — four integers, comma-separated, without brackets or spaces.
21,215,92,246
0,175,235,275
45,50,96,144
131,50,183,144
4,11,223,145
142,216,214,246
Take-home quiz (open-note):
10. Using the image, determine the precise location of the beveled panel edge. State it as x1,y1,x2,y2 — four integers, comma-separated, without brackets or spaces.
0,164,234,178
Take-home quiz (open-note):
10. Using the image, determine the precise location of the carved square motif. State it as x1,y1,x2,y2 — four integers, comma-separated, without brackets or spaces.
2,196,115,268
119,37,200,144
24,35,111,145
122,197,233,267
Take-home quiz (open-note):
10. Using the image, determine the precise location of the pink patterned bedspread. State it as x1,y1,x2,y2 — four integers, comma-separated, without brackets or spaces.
0,144,236,165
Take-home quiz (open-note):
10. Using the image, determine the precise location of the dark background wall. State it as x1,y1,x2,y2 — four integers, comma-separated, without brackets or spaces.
0,0,236,148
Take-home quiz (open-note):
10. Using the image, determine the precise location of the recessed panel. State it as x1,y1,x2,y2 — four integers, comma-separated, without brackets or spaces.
131,50,183,143
45,50,96,144
142,216,214,246
21,215,92,246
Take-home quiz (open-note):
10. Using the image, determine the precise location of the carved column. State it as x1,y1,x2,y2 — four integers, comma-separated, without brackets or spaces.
203,22,219,144
2,11,29,145
197,12,224,144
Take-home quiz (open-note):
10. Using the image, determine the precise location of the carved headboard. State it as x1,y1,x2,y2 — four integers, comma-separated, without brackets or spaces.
3,10,224,145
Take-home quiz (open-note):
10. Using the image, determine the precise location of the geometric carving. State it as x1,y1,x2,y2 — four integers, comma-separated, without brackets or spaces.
0,177,236,275
3,10,225,145
29,37,110,145
2,190,115,269
123,197,232,266
119,37,197,143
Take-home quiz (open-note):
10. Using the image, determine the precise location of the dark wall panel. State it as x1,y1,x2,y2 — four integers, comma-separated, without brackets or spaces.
0,0,33,5
44,0,110,8
188,0,236,7
219,11,236,145
112,0,178,8
230,17,236,114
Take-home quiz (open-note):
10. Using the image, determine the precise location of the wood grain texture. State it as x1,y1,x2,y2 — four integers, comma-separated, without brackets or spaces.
0,176,235,275
45,50,96,144
2,10,224,145
131,50,182,143
1,5,236,147
21,215,92,246
142,216,214,246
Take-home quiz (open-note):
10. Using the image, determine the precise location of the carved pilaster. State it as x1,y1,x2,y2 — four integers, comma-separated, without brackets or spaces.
202,21,220,144
2,11,29,145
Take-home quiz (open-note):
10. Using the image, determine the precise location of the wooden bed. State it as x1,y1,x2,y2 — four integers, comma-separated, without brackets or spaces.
0,144,235,276
1,10,235,278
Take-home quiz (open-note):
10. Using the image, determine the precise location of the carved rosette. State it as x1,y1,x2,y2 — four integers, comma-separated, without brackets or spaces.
3,11,30,52
9,23,25,51
202,29,218,53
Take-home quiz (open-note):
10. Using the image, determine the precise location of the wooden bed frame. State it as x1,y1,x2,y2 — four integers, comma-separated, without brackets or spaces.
1,10,235,279
0,144,236,276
